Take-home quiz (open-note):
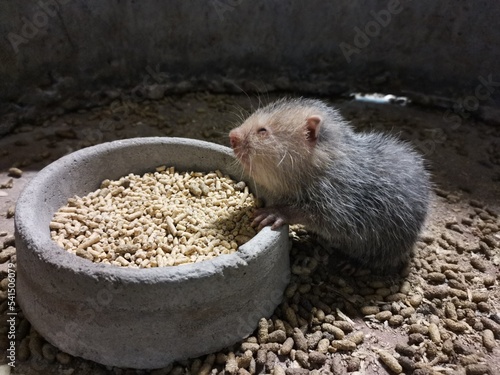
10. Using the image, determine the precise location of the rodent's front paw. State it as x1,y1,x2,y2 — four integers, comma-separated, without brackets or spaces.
252,208,287,230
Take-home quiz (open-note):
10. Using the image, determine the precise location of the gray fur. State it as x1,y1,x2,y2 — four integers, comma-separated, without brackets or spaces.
307,128,429,270
241,98,431,271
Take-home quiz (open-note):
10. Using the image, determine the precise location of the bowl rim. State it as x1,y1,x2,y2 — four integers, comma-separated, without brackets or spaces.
15,136,288,283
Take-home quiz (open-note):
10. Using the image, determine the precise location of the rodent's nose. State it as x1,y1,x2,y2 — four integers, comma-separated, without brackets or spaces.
229,131,241,149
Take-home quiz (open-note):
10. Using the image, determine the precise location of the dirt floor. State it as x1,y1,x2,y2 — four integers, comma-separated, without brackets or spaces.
0,92,499,375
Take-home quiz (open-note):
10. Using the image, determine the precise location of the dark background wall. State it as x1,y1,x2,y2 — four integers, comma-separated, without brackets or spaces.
1,0,499,116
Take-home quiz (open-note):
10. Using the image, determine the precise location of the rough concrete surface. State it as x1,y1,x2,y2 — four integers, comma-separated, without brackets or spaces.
0,92,499,374
1,1,500,112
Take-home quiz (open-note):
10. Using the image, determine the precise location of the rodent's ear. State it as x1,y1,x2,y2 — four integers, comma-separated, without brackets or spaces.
305,115,322,146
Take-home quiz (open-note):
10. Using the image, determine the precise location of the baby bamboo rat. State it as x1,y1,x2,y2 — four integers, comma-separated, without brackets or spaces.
229,98,431,272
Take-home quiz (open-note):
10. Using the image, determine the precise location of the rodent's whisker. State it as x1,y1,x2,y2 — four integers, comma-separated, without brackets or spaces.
288,153,295,171
277,152,287,167
227,108,247,125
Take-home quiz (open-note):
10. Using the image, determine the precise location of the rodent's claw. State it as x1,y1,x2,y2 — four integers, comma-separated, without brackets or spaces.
252,208,287,230
270,217,286,230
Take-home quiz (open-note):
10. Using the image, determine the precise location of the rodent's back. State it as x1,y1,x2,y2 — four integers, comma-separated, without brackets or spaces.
303,129,430,269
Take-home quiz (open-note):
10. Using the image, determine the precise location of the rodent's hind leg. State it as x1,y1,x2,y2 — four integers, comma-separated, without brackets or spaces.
252,206,311,230
329,255,367,276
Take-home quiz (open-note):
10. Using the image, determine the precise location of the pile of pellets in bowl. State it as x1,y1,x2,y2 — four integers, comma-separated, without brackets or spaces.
50,166,259,268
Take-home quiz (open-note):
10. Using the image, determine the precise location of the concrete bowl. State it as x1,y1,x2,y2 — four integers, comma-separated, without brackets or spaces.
14,137,291,369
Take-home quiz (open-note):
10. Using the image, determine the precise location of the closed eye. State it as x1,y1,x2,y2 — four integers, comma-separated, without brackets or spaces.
257,127,267,135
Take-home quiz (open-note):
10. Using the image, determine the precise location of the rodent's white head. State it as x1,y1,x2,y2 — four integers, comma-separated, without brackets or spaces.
229,98,338,196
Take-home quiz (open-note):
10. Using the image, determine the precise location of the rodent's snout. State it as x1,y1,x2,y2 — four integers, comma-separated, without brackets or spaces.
229,129,249,165
229,130,241,149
